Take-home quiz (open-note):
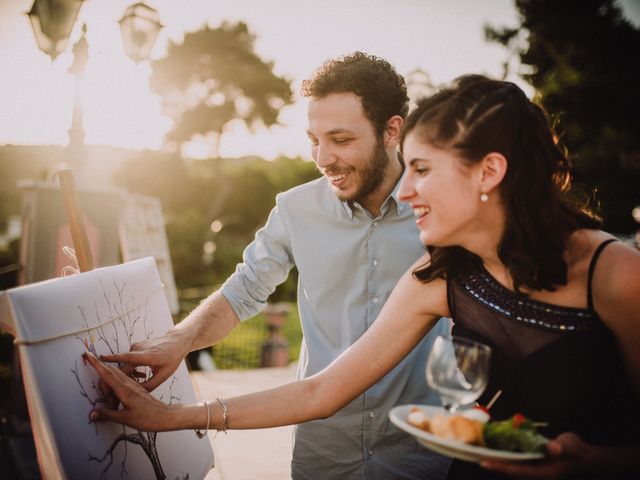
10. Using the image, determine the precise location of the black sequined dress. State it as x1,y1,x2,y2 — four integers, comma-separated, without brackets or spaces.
445,239,639,479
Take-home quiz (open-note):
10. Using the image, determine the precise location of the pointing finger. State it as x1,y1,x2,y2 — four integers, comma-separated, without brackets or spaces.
101,351,151,367
84,352,131,397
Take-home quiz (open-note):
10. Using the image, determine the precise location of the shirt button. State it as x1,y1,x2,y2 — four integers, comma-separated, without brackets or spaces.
368,450,374,456
372,297,379,304
369,411,376,418
372,260,378,266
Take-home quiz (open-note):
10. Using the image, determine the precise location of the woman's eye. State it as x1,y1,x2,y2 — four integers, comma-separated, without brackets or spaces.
414,167,429,175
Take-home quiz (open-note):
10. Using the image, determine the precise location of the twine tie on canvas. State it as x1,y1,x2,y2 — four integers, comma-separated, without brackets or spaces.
13,286,163,346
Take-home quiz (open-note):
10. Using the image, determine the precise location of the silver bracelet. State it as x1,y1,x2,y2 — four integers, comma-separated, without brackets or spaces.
195,400,210,439
217,397,229,433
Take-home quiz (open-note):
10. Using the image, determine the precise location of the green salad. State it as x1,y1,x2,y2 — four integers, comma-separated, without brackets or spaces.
483,414,548,453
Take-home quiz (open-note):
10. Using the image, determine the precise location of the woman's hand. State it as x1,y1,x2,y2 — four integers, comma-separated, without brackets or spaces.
84,351,182,432
481,433,594,479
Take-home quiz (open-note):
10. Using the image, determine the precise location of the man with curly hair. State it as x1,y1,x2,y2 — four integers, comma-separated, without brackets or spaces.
106,52,450,479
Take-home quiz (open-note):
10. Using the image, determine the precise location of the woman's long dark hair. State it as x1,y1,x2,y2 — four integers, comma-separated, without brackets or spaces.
402,75,601,293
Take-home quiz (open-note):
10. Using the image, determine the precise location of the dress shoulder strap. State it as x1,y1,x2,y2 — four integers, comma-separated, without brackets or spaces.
587,238,617,311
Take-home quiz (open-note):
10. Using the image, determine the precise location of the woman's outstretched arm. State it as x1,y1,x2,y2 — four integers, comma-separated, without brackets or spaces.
87,253,447,432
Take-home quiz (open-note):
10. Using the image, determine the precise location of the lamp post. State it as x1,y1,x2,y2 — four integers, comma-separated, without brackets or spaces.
27,0,163,179
27,0,162,64
27,0,83,61
119,2,163,64
67,23,88,166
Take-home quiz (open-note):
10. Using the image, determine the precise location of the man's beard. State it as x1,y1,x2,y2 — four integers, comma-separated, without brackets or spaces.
324,137,390,203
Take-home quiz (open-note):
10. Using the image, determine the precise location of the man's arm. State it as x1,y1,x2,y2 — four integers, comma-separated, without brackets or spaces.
103,199,294,392
102,290,239,392
174,290,240,351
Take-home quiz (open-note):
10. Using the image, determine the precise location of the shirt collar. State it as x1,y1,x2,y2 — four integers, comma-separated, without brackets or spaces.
389,167,408,217
339,160,408,219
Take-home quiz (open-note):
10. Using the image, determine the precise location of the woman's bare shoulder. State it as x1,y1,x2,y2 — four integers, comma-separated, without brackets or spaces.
572,230,640,330
566,228,616,254
393,251,450,318
565,229,620,272
591,235,640,295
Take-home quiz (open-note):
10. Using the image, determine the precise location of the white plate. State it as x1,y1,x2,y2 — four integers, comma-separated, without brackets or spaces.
389,404,546,463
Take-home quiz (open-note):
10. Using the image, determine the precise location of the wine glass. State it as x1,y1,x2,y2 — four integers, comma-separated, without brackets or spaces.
426,335,491,413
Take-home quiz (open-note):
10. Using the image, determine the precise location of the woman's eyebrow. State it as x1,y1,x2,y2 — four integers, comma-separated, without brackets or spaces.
407,157,432,166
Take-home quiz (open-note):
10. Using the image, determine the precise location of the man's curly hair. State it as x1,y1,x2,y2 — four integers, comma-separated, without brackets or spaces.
301,51,409,134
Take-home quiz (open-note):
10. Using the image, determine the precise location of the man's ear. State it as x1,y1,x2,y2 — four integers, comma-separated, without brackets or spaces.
479,152,507,193
384,115,403,148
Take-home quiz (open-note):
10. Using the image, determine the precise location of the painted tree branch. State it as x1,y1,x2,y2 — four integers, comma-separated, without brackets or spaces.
72,277,183,479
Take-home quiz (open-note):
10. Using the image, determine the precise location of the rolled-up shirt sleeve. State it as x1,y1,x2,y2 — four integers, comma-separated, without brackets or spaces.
221,197,294,321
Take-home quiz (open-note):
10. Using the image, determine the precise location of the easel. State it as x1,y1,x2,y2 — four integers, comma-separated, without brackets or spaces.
58,168,94,272
4,167,93,479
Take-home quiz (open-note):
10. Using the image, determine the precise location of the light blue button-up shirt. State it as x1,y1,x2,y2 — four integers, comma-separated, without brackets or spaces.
222,173,450,479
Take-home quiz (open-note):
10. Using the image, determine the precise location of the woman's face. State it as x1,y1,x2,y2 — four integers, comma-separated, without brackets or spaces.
399,131,486,247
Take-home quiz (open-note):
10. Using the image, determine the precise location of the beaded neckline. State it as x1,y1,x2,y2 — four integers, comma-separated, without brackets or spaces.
453,262,604,333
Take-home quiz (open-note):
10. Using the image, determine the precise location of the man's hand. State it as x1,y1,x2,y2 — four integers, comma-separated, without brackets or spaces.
101,328,191,392
98,291,239,400
481,433,594,480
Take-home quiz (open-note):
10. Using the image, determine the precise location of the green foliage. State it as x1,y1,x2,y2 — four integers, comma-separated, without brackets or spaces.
150,22,293,152
0,147,317,291
486,0,640,232
211,315,267,369
211,305,302,369
112,153,319,293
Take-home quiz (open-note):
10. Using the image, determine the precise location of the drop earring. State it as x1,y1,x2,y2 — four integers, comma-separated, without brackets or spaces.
480,191,489,202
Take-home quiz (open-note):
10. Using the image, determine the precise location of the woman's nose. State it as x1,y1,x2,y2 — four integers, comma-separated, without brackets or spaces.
398,175,415,202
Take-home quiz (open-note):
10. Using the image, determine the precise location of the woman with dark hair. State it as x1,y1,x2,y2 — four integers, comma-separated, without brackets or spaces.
87,76,639,479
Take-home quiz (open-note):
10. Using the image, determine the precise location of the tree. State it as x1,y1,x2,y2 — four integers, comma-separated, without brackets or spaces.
72,279,184,479
486,0,640,233
150,22,293,157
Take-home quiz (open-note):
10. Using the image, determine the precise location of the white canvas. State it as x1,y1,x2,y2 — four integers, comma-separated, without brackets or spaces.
0,257,214,480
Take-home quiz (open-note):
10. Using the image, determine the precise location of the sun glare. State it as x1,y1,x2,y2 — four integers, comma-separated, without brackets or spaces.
180,133,218,160
178,102,310,160
215,103,310,160
78,54,171,150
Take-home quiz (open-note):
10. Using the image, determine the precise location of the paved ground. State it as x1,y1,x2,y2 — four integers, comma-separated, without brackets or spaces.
190,363,298,480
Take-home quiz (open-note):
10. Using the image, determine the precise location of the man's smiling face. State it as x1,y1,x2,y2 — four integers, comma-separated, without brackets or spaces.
307,92,389,205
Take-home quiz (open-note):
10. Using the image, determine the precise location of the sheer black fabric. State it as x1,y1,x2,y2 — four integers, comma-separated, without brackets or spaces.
444,240,638,479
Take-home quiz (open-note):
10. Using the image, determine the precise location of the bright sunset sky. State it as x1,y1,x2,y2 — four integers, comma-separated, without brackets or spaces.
1,0,638,160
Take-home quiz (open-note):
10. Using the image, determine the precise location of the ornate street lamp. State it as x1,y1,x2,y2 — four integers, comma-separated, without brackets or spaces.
27,0,83,60
25,0,162,178
119,2,163,64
